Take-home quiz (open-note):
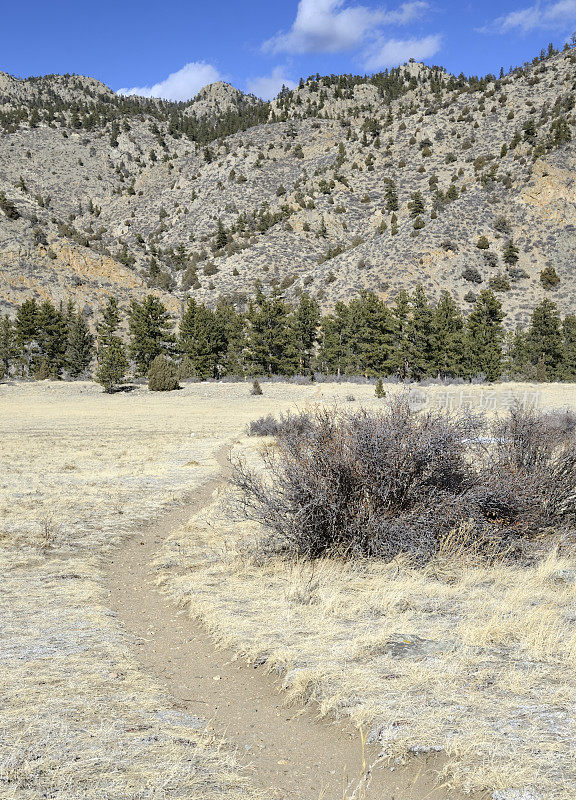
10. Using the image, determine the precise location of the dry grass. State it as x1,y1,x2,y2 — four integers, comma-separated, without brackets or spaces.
153,381,576,800
3,379,576,799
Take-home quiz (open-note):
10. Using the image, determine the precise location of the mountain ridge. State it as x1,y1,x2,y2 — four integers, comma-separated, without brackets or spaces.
0,46,575,327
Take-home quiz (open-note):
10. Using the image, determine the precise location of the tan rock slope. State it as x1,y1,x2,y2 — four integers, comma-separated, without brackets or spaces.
0,49,575,325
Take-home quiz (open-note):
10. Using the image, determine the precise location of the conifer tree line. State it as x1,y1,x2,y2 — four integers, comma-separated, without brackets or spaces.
2,287,576,388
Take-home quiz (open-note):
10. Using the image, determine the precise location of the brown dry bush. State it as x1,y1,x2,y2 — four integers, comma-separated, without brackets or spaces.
233,397,576,561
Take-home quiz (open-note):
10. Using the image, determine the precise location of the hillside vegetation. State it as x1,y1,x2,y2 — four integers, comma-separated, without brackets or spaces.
0,44,575,326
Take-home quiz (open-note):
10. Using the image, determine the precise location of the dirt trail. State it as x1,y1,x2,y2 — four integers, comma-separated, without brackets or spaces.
105,444,486,800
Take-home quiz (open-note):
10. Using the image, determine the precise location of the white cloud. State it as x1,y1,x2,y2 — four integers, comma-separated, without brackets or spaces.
480,0,576,34
363,33,441,69
263,0,385,54
247,67,297,100
117,61,221,102
263,0,431,57
381,1,430,25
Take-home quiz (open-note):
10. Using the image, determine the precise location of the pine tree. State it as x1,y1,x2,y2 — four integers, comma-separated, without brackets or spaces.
503,239,519,266
432,291,464,377
409,191,425,218
389,290,412,379
97,297,121,351
128,295,174,376
35,301,68,377
526,298,563,379
15,298,39,376
318,302,349,375
464,290,505,381
215,299,246,376
293,292,320,373
375,377,386,398
65,312,94,377
346,291,396,376
0,315,17,379
179,298,225,379
96,336,128,392
385,181,399,212
246,286,298,375
214,218,228,250
560,315,576,380
408,285,435,380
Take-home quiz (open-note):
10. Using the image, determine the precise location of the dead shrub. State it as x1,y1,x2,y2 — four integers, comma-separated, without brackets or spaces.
232,398,576,562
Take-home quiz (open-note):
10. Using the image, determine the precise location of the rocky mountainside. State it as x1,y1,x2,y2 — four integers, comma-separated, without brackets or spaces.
0,47,575,326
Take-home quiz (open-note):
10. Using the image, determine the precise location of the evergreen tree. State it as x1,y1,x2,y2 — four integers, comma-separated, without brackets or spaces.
408,285,435,379
128,295,174,375
318,302,349,375
560,315,576,381
215,299,246,376
35,301,68,377
246,286,298,375
65,312,94,377
293,292,320,373
96,336,128,392
526,298,563,380
432,291,464,377
0,315,17,379
409,191,426,218
503,239,519,266
390,289,413,379
97,297,121,354
385,181,399,212
214,218,228,250
15,298,39,375
464,290,505,381
179,298,225,379
346,291,396,376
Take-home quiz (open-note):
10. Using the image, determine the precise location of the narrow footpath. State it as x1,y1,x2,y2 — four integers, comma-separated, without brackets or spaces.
105,444,486,800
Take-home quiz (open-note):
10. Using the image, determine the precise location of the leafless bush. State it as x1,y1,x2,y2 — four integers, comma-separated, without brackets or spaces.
248,415,280,436
232,398,576,561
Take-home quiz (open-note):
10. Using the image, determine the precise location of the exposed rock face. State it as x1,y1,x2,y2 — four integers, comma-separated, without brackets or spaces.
0,50,575,324
189,82,260,118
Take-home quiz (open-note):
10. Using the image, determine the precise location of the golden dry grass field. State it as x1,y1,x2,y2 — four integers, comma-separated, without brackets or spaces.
2,379,576,799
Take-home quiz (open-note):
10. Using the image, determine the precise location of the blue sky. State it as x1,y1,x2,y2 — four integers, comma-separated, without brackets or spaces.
3,1,576,100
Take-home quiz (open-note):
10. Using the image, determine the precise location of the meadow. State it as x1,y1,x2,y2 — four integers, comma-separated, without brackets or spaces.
2,379,576,799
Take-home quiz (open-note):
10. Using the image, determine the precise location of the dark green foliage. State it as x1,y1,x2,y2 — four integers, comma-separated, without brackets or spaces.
345,291,396,377
128,295,174,375
179,298,225,379
465,290,505,381
97,297,121,346
503,239,519,266
384,181,399,212
65,312,94,377
526,299,563,379
246,287,298,375
374,378,386,398
293,293,320,373
0,315,17,379
540,266,560,289
409,191,425,218
95,336,128,392
147,355,180,391
432,291,464,377
317,302,349,375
